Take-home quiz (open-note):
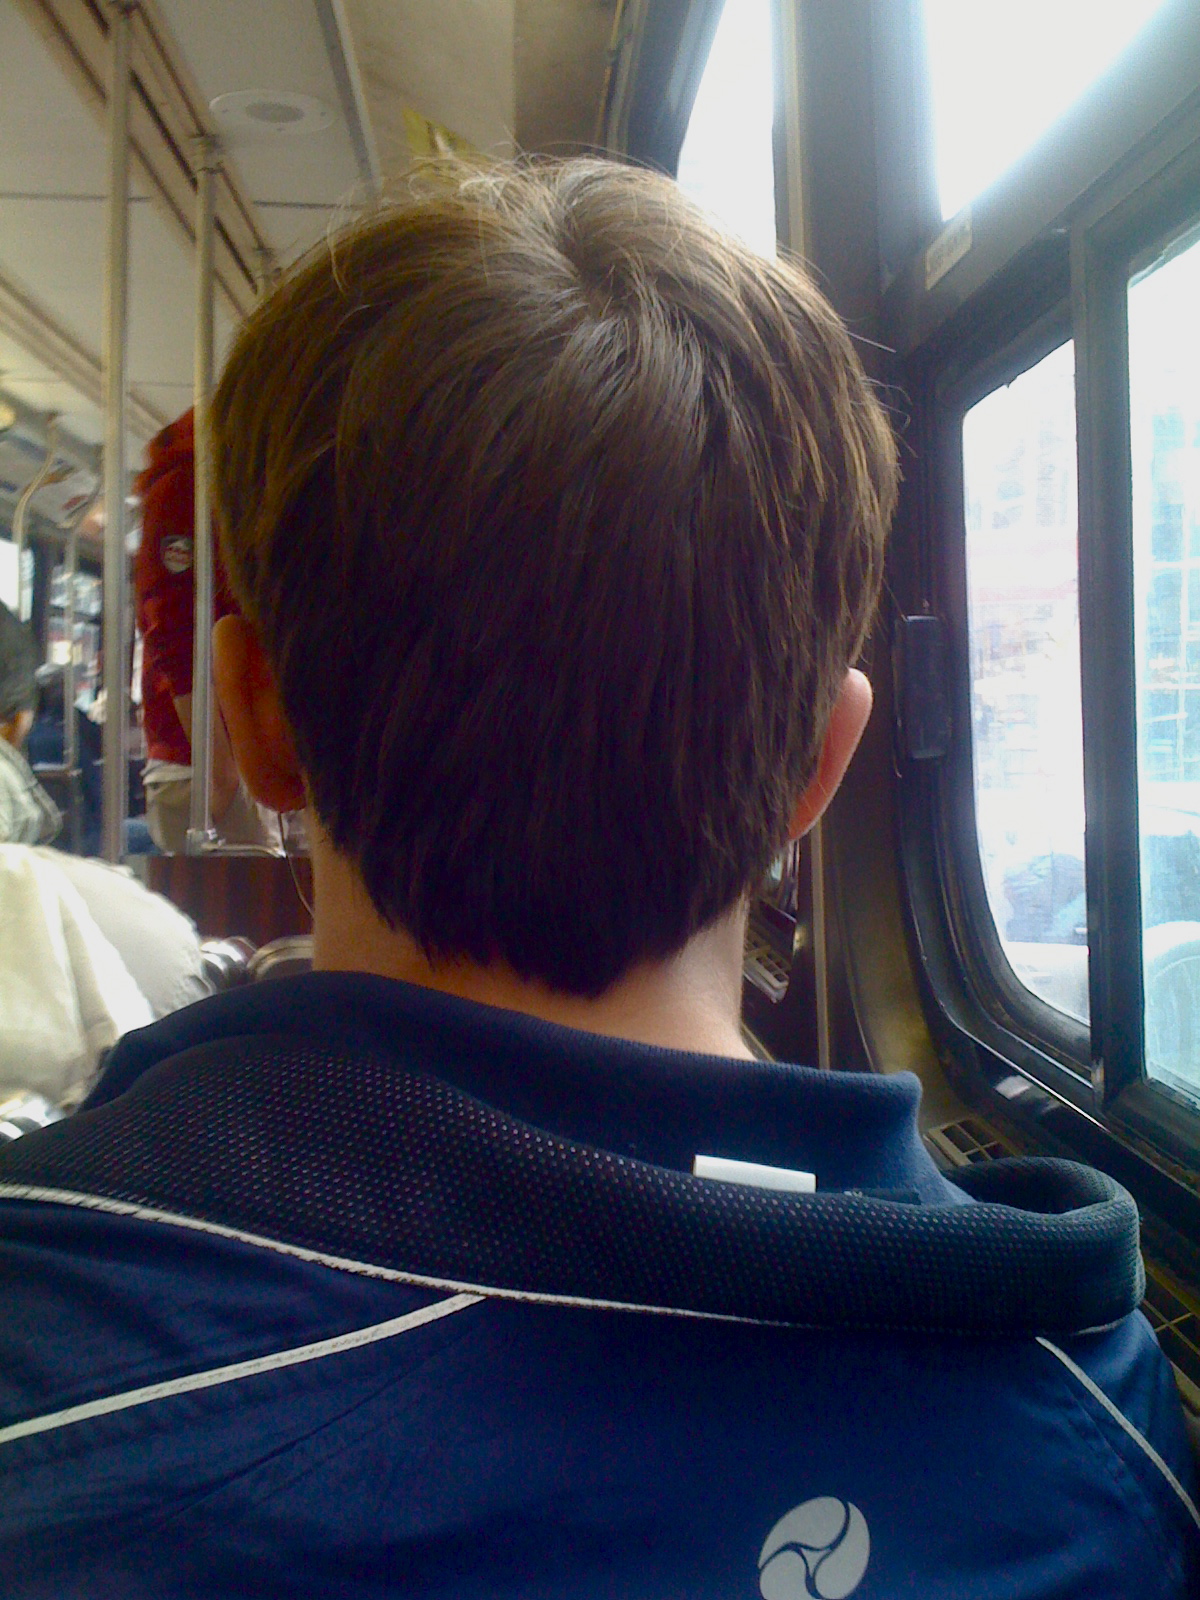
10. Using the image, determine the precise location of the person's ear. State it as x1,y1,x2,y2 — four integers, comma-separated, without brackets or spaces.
211,615,305,812
787,668,873,840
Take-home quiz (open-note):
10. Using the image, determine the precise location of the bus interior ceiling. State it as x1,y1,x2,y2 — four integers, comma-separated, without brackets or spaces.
0,0,619,922
0,0,616,471
4,0,1200,1433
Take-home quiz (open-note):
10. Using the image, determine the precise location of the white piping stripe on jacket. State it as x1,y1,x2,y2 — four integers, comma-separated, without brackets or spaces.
1037,1335,1200,1532
0,1182,796,1328
0,1292,481,1449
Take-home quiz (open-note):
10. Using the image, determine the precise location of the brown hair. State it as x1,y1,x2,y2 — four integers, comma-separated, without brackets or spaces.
211,158,898,994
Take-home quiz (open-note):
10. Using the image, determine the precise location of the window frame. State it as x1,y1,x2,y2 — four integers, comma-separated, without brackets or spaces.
934,308,1090,1067
1074,111,1200,1160
882,1,1200,1183
897,281,1099,1122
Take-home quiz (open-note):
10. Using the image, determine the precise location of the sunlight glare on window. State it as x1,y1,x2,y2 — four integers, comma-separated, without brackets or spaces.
963,342,1088,1026
1130,226,1200,1104
923,0,1171,221
675,0,776,258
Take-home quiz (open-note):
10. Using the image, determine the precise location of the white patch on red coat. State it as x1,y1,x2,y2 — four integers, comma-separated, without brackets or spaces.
162,536,193,574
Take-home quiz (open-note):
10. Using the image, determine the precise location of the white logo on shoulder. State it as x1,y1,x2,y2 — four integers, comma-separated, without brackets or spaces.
162,535,193,574
758,1498,870,1600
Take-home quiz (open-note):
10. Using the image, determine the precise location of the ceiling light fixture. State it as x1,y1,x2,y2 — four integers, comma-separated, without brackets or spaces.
209,91,334,137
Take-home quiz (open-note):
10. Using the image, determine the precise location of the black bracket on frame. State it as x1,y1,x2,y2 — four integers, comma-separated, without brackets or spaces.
897,613,952,761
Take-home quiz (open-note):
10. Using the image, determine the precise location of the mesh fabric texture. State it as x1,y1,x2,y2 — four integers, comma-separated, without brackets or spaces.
0,1034,1143,1335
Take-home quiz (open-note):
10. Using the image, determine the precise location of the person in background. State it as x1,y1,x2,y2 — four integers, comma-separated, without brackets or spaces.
24,664,65,770
0,606,207,1105
26,663,103,855
134,409,276,853
0,602,60,846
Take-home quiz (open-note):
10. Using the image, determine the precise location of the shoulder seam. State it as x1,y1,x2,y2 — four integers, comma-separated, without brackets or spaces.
0,1182,783,1326
1037,1335,1200,1535
0,1180,1139,1338
0,1293,480,1449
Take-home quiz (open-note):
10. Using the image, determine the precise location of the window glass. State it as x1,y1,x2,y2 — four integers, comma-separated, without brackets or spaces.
675,0,776,258
923,0,1171,220
963,342,1088,1025
1130,226,1200,1103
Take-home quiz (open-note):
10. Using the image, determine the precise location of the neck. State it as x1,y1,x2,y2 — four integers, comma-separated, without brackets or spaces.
307,823,753,1059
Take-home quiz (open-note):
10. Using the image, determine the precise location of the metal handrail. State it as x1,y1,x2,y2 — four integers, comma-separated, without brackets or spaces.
18,481,100,854
11,415,59,621
100,0,134,863
61,486,100,776
187,133,220,852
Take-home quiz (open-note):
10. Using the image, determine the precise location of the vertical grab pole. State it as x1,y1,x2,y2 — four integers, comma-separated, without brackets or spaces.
100,0,134,863
64,519,78,775
63,511,82,853
187,134,220,852
253,243,279,293
811,820,831,1072
12,417,58,623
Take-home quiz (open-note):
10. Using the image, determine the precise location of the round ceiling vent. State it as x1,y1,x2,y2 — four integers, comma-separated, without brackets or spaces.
209,91,334,136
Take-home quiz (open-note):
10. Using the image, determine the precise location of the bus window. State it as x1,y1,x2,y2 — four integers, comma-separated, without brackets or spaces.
922,0,1172,220
1130,222,1200,1102
675,0,776,258
963,341,1088,1024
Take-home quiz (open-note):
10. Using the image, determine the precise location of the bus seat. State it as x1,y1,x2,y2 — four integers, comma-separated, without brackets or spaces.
0,1090,63,1144
199,937,256,993
247,936,313,983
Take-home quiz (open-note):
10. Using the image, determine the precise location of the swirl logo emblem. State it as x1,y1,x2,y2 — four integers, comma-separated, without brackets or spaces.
758,1498,870,1600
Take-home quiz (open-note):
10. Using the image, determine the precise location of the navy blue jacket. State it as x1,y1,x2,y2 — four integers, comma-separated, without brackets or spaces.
1,973,1197,1598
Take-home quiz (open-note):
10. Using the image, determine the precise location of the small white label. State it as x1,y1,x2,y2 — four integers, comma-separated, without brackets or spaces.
924,208,972,291
693,1154,816,1193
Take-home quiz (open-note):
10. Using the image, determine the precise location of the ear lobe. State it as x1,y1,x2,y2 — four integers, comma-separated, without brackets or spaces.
787,669,874,841
211,614,306,812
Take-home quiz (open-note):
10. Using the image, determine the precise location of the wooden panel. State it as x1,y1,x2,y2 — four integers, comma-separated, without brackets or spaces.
147,853,312,945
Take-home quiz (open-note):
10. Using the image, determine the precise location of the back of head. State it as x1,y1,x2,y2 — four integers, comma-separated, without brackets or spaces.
0,602,36,729
212,158,898,995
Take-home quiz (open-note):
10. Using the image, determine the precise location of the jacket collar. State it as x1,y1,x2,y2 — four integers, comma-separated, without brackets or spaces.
89,971,961,1205
5,1007,1144,1336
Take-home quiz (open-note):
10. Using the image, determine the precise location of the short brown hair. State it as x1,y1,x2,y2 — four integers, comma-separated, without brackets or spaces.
211,159,897,994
